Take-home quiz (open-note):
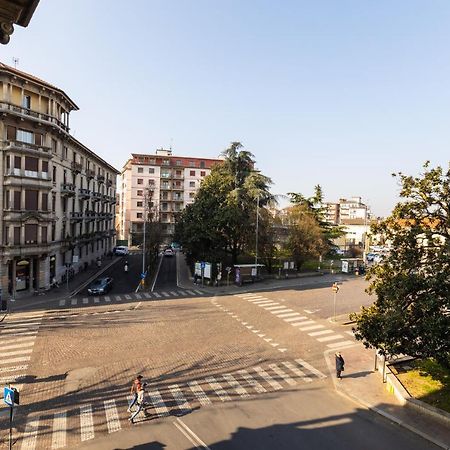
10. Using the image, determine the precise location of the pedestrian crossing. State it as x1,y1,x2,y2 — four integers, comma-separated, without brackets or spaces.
236,293,356,350
59,289,206,307
18,358,325,449
0,313,44,397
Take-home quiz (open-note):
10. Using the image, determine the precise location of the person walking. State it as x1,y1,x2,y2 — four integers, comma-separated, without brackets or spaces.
127,375,143,414
129,378,148,424
335,352,345,379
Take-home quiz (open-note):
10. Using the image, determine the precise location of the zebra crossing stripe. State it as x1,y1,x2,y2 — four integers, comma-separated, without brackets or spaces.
299,325,324,331
282,361,312,382
143,292,152,299
1,336,35,345
2,348,33,358
168,384,191,412
70,299,77,306
177,290,188,296
51,411,66,449
2,322,41,329
237,369,267,393
295,358,327,379
0,364,28,374
185,290,196,295
193,290,203,295
254,367,283,390
263,306,285,311
205,376,231,401
2,341,34,351
161,292,170,297
80,404,95,441
93,297,100,304
260,303,280,308
148,390,170,417
309,329,333,336
104,399,121,433
188,381,211,406
222,373,250,398
326,340,355,349
252,300,272,304
58,299,66,306
269,363,296,386
0,331,38,338
115,295,121,301
0,356,31,365
135,294,142,299
83,297,89,304
292,320,315,327
0,374,26,384
169,291,178,296
21,416,40,450
124,295,132,300
271,309,292,314
153,292,162,298
317,334,343,342
104,296,111,302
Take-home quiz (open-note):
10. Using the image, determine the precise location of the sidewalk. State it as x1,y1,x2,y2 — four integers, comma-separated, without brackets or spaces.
177,252,450,448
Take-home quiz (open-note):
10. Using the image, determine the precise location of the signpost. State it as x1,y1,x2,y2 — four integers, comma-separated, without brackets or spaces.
332,282,340,322
200,261,205,286
226,267,231,286
3,386,19,450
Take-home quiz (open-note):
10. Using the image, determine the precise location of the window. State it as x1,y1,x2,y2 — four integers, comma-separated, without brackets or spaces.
200,161,206,168
200,171,206,177
52,139,57,154
22,95,31,109
137,201,143,207
41,226,48,243
14,227,20,245
25,190,38,210
137,213,143,219
189,192,195,198
137,167,143,173
149,168,155,174
189,181,195,188
137,190,143,196
53,166,57,181
24,224,38,243
137,178,143,184
17,129,34,144
176,160,182,166
14,156,21,169
42,161,49,173
14,191,21,209
162,159,170,165
41,193,48,211
148,179,155,186
189,161,195,167
190,170,195,176
25,156,39,172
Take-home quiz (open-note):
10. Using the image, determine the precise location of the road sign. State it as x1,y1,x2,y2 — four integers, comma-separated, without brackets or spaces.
3,387,14,407
141,272,147,279
200,261,205,269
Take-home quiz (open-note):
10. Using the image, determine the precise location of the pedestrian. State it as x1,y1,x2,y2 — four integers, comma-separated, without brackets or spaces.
335,352,345,379
124,261,129,273
129,378,148,424
127,375,143,414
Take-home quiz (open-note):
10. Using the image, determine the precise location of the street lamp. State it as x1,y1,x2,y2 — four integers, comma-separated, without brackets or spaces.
254,194,260,277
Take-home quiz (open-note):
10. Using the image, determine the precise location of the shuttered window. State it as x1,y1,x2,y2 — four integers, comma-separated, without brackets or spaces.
7,126,16,140
14,156,21,169
25,190,38,210
35,133,43,146
41,226,48,243
41,193,48,211
14,191,21,209
14,227,20,245
25,156,39,171
24,224,38,243
42,160,49,173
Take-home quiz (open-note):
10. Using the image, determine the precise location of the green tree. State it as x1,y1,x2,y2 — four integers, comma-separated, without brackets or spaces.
175,142,273,264
351,162,450,367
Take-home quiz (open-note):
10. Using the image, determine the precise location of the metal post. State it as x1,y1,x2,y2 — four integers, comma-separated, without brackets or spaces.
142,194,146,277
9,405,12,450
333,291,337,322
255,195,259,277
66,264,69,292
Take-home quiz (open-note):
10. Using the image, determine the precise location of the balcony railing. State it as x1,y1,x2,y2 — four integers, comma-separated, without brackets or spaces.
86,169,95,179
71,161,83,173
0,101,70,133
78,188,91,199
5,140,53,158
70,212,83,221
61,183,76,196
97,174,105,183
92,192,102,201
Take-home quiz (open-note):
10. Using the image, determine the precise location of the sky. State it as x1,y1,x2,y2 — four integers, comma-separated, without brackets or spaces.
2,0,450,216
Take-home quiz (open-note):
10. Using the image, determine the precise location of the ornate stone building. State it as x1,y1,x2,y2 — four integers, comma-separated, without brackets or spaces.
0,62,118,296
0,0,40,44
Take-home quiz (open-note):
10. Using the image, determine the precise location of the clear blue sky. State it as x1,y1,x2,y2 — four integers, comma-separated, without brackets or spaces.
3,0,450,216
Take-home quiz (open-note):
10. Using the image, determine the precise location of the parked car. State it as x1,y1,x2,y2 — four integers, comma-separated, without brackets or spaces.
164,248,174,257
113,246,129,256
87,277,113,295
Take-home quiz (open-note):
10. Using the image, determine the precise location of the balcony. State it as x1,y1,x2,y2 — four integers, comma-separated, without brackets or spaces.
172,196,184,202
2,242,52,257
172,184,183,191
2,209,56,223
60,183,76,196
97,174,105,184
101,194,109,203
0,101,70,133
4,169,53,189
5,140,53,159
86,169,95,179
92,192,102,202
108,195,117,204
78,188,91,199
84,210,96,221
70,212,83,221
71,161,83,173
106,178,112,187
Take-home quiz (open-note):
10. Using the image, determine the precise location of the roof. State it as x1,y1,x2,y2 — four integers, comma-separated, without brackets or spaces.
0,61,79,110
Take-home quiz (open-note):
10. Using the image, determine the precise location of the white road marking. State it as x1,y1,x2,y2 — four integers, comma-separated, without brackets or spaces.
82,297,89,304
93,297,100,304
282,361,312,382
317,334,344,342
169,384,192,412
143,292,152,298
222,374,250,398
148,390,170,417
346,330,355,336
115,295,121,301
104,296,111,302
124,294,132,300
193,290,203,295
271,343,279,347
58,299,66,306
161,291,170,297
0,374,26,384
80,404,95,441
277,312,301,318
177,290,188,296
0,356,31,365
278,348,288,353
205,376,231,401
169,291,179,296
237,369,267,393
174,418,212,450
185,290,196,295
264,306,287,311
104,399,121,433
0,331,38,338
2,322,41,329
295,358,327,379
20,416,40,450
71,298,77,306
326,340,355,349
51,411,66,449
270,309,292,314
2,348,33,357
254,367,283,390
299,325,324,331
292,320,315,327
264,338,273,342
1,336,35,345
134,293,142,299
153,292,162,297
285,316,308,323
0,365,29,374
188,380,211,406
269,363,297,386
309,329,334,336
252,300,273,305
259,303,280,308
257,333,265,337
2,341,35,351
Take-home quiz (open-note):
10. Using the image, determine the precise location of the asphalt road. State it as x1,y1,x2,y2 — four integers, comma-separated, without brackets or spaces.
153,254,177,290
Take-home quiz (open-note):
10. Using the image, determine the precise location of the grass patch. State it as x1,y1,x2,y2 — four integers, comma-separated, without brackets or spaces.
395,358,450,413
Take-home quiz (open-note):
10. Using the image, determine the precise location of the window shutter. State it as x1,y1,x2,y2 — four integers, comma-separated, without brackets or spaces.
7,126,16,140
35,133,43,146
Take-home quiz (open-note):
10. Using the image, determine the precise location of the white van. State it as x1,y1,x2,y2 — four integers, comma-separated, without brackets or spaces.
113,246,129,256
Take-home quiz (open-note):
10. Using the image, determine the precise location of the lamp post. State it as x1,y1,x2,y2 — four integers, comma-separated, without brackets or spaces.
254,195,260,278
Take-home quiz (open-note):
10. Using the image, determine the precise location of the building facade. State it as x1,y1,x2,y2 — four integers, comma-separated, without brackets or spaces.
118,149,221,244
0,63,118,295
324,196,370,225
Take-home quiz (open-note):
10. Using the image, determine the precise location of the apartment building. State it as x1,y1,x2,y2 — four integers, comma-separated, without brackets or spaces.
0,62,118,295
324,197,370,225
118,149,221,244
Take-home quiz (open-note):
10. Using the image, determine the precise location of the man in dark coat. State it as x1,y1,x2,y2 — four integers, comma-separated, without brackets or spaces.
335,352,345,379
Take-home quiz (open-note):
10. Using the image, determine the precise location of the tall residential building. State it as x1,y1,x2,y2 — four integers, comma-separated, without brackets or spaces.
118,149,221,244
324,196,370,225
0,62,118,295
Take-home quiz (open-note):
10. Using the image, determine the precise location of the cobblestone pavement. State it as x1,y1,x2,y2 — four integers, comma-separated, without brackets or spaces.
1,290,332,450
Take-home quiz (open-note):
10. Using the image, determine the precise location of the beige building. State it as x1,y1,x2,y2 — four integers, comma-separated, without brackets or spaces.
118,149,221,244
324,196,370,225
0,62,118,296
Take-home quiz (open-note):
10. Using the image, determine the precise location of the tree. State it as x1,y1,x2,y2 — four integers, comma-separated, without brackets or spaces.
351,162,450,367
283,203,328,269
175,142,273,264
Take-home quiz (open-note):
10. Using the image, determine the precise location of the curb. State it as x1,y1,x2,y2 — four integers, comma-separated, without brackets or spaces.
323,348,450,450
